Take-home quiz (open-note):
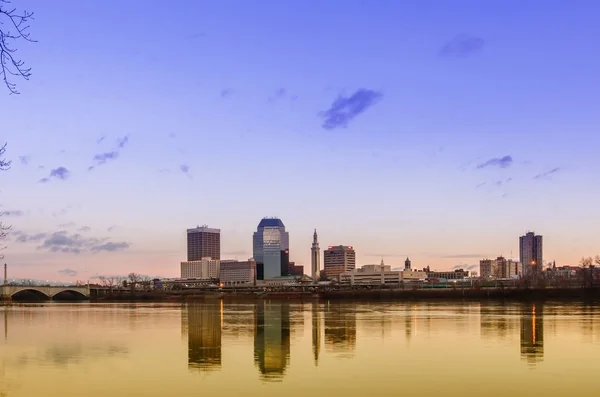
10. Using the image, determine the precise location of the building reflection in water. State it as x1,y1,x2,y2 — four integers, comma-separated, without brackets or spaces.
324,302,356,356
185,302,223,372
253,301,291,381
520,303,544,364
479,302,519,341
311,302,321,366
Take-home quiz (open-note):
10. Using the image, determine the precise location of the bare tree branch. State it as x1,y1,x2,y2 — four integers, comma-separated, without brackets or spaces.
0,0,36,94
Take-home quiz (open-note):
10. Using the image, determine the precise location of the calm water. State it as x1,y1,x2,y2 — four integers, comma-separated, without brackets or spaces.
1,301,600,396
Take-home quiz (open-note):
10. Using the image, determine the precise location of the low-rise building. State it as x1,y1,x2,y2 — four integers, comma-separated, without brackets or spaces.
339,263,427,286
401,269,428,281
181,258,220,279
423,268,469,280
220,259,256,286
256,276,299,286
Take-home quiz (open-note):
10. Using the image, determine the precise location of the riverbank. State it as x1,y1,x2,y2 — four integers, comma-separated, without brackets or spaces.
88,287,600,303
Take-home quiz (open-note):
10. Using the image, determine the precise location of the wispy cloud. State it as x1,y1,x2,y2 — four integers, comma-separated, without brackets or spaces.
220,88,234,98
268,88,287,103
19,155,30,165
13,230,130,254
117,136,129,149
90,136,129,170
78,226,91,232
2,210,24,217
107,225,117,232
476,156,513,169
96,136,105,144
58,222,76,228
58,268,78,277
320,89,383,130
441,254,486,259
179,164,193,178
452,264,479,271
439,34,485,57
494,177,513,186
39,167,70,183
534,167,560,180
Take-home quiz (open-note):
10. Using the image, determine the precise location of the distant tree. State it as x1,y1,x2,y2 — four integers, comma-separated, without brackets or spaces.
1,0,35,95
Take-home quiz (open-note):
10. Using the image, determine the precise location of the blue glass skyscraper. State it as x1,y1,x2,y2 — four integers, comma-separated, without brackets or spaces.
253,218,289,279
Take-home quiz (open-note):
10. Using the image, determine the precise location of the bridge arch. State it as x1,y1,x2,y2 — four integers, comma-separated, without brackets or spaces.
11,288,51,300
51,289,89,300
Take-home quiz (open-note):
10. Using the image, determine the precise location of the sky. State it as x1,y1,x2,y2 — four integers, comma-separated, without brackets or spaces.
2,0,600,282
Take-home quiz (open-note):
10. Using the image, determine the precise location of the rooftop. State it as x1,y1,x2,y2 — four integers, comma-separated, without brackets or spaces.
257,217,285,228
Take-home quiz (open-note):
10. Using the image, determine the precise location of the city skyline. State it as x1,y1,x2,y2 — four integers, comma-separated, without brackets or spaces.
3,0,600,281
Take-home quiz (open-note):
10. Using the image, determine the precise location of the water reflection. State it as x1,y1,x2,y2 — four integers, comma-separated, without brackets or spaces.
311,302,321,366
253,301,291,381
324,303,356,356
520,303,544,364
185,302,223,372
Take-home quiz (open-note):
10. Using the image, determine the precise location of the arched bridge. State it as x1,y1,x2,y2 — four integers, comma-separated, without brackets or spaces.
1,285,90,300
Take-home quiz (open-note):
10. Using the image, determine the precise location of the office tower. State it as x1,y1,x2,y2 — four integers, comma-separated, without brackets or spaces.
519,232,543,277
311,229,321,281
220,259,257,286
187,225,221,261
280,249,290,276
253,217,289,279
323,245,356,279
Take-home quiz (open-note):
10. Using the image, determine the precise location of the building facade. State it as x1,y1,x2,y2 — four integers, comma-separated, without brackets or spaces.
181,258,220,279
187,225,221,261
480,256,522,279
253,217,290,279
520,232,543,277
220,259,257,286
339,263,427,286
323,245,356,279
311,230,321,281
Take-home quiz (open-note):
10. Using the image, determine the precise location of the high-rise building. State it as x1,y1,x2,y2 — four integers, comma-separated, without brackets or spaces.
311,230,321,281
220,259,257,286
253,217,289,279
519,232,543,277
404,257,412,271
323,245,356,279
187,225,221,261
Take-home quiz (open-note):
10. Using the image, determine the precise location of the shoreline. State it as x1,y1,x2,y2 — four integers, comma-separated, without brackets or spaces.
85,287,600,303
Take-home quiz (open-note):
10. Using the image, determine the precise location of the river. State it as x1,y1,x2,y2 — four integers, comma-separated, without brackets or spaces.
1,301,599,396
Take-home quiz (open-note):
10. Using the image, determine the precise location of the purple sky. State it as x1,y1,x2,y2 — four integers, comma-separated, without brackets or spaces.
2,0,600,282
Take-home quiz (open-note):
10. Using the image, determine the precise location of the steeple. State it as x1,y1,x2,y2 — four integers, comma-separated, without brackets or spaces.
405,257,411,271
311,229,321,281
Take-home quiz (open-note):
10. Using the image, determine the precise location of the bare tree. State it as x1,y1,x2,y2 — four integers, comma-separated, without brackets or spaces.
0,0,35,95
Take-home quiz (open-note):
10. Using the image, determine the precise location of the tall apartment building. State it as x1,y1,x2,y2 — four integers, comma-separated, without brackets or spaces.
187,225,221,261
181,258,220,279
480,256,522,279
519,232,543,277
323,245,356,279
253,217,289,279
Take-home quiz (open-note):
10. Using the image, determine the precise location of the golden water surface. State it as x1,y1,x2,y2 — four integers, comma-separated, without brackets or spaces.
1,301,599,396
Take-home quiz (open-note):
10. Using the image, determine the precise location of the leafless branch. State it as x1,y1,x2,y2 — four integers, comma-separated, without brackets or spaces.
0,0,36,94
